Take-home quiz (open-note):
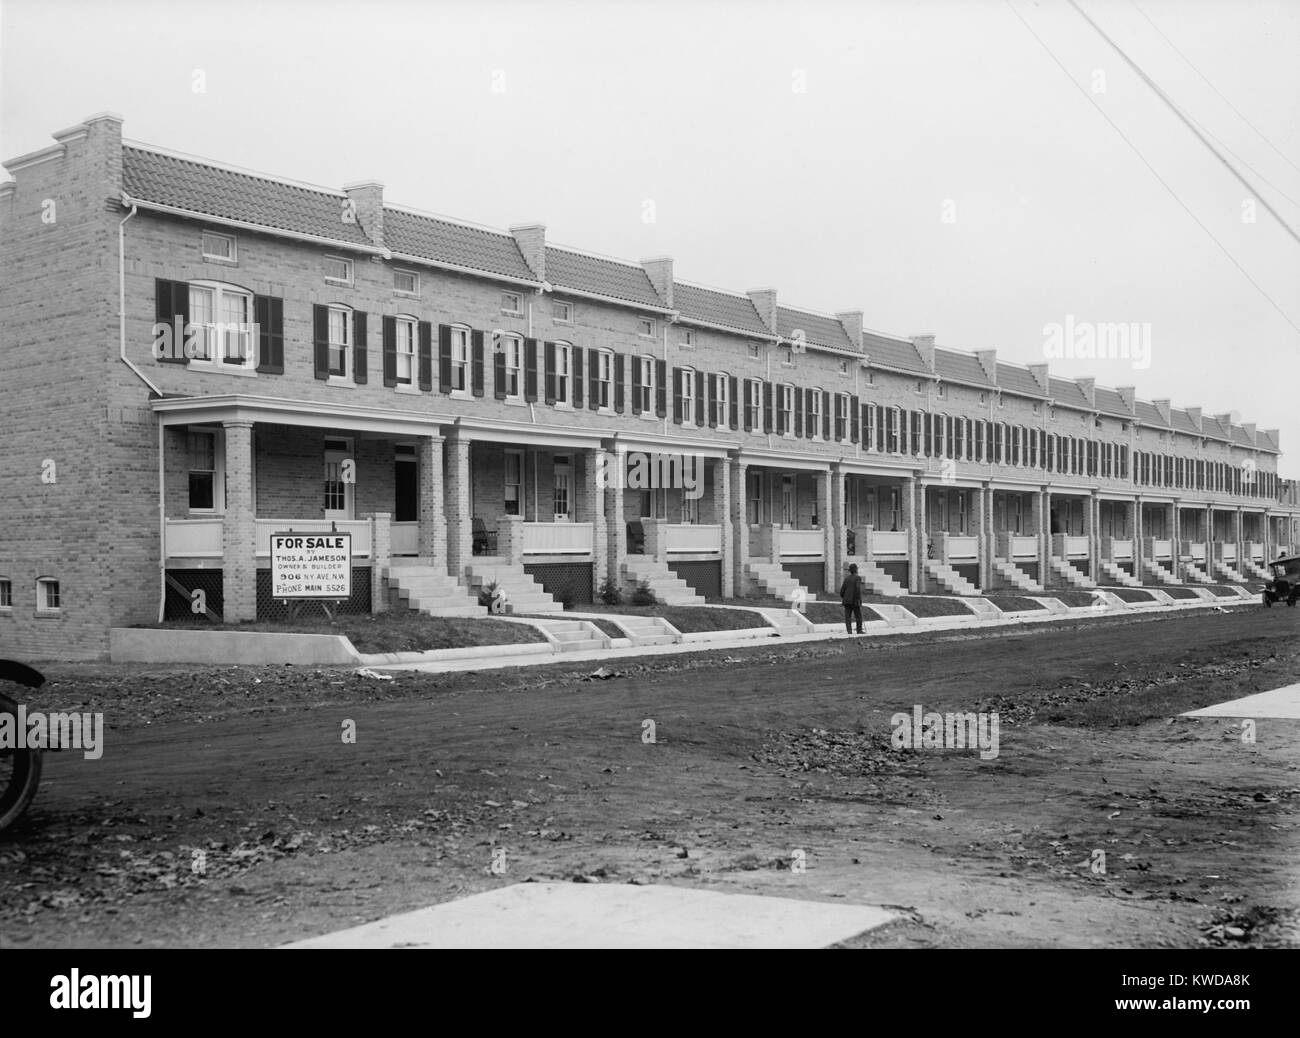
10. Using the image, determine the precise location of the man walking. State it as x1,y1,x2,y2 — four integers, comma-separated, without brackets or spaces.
840,563,864,634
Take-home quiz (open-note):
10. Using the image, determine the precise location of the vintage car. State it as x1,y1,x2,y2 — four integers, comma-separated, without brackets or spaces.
1262,555,1300,607
0,660,45,833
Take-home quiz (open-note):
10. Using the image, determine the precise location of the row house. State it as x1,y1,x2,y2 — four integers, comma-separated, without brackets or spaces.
2,113,1298,659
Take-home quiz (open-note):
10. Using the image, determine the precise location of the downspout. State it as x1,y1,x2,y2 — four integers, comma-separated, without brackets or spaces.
157,421,166,622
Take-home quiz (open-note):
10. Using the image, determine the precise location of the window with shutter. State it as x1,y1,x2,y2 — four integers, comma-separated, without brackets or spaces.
352,311,368,384
419,321,433,391
471,330,485,397
524,338,538,400
655,359,667,417
672,367,684,425
438,325,453,394
614,353,626,413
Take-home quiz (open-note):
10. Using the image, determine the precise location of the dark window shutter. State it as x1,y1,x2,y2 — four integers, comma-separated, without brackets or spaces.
155,279,190,364
763,382,773,432
471,330,485,397
655,359,667,417
438,325,452,394
694,371,705,427
382,315,398,387
587,349,599,410
352,311,368,384
254,295,283,374
573,347,584,407
614,353,626,413
630,355,642,414
493,339,506,400
524,338,538,401
876,405,885,453
793,384,803,437
743,381,754,432
729,375,739,429
418,321,433,391
672,368,683,425
850,394,860,442
777,387,787,435
544,341,556,404
707,374,718,427
313,304,329,380
822,391,831,439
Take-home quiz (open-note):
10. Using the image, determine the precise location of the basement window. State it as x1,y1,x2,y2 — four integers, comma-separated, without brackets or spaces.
0,578,11,610
36,578,60,614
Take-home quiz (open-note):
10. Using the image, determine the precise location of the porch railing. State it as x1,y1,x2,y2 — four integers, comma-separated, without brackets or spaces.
1187,541,1206,561
947,535,978,561
255,519,371,557
163,518,223,558
779,528,825,557
872,531,908,557
391,521,419,556
1010,535,1038,559
665,523,722,554
1248,541,1264,561
521,521,593,555
1110,538,1133,560
1065,536,1089,558
1153,539,1172,559
1220,542,1237,562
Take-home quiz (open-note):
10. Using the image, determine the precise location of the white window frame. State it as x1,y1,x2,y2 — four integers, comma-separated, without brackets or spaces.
187,281,256,370
502,291,523,316
554,342,572,406
0,577,10,611
450,325,471,396
201,230,236,263
35,577,60,614
680,328,696,349
595,349,614,410
504,449,524,515
502,333,524,401
393,269,420,297
714,372,729,429
395,316,418,387
809,389,823,439
638,355,656,415
552,300,573,323
638,317,656,339
779,384,794,437
836,394,849,442
185,426,225,513
745,378,762,430
936,383,948,399
326,304,351,380
681,367,696,426
324,437,355,520
324,255,353,285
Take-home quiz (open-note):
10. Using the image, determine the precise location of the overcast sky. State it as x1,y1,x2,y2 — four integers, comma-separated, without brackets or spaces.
4,0,1298,469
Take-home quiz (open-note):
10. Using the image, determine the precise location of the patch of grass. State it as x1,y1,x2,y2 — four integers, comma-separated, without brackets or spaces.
514,613,626,640
801,602,885,624
144,613,546,653
1108,588,1156,603
1163,586,1198,600
1043,590,1098,608
890,596,974,617
573,601,769,632
1206,585,1243,598
985,596,1046,612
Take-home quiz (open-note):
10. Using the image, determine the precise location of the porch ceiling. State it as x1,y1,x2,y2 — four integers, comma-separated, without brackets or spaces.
152,393,454,438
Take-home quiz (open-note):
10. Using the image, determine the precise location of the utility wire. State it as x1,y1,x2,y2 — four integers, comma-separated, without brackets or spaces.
1003,0,1300,337
1067,0,1300,248
1130,0,1300,179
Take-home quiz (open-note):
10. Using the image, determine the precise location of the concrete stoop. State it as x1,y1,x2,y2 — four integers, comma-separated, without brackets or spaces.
465,562,564,615
1140,559,1181,585
1210,560,1248,584
1242,559,1271,581
844,557,906,597
992,558,1044,593
620,557,706,605
1098,560,1142,587
386,561,481,617
744,561,809,603
924,560,979,595
867,603,920,626
1047,556,1096,589
526,618,610,653
1181,561,1216,585
592,613,680,646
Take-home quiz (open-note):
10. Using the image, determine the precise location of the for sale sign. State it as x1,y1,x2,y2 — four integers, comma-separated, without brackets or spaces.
270,533,352,599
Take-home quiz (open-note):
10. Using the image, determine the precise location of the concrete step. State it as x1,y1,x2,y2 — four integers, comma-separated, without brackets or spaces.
993,558,1044,593
386,565,481,618
924,560,979,596
1047,556,1096,589
621,558,707,606
1098,560,1142,587
845,557,906,597
745,562,809,603
1140,559,1181,585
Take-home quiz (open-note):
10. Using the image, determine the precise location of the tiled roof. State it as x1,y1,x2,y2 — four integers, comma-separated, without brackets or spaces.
673,282,771,336
1231,426,1255,447
1049,377,1091,410
935,348,994,386
776,306,855,351
995,363,1046,398
1171,409,1201,435
122,146,374,247
1134,400,1168,427
385,208,535,281
1094,386,1132,416
545,247,664,308
1200,414,1228,439
1260,429,1279,451
864,332,928,373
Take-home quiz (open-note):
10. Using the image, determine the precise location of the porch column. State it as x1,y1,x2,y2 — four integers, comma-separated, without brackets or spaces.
1086,491,1099,582
816,469,833,594
977,483,991,590
1235,507,1244,568
1171,498,1182,580
1205,504,1213,564
829,465,846,581
1039,488,1051,582
903,475,919,593
1133,495,1144,579
446,430,471,578
221,420,257,623
579,447,606,600
730,457,748,595
417,434,446,565
1263,511,1272,562
713,457,734,598
604,447,625,591
1031,488,1046,585
370,512,391,614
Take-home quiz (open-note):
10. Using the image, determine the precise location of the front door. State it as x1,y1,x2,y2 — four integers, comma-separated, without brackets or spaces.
324,438,354,520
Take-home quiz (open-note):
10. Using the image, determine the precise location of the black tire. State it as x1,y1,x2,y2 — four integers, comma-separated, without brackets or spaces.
0,692,43,833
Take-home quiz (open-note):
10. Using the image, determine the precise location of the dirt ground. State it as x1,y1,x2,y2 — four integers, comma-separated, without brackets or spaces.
2,605,1298,949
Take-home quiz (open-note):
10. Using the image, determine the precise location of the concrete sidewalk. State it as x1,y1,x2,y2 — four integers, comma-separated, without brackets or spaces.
1182,683,1300,720
282,881,895,949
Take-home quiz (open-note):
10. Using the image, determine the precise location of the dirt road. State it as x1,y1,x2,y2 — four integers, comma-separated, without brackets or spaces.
2,606,1298,948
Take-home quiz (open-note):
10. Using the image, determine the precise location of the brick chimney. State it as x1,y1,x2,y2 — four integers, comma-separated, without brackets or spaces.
1243,422,1257,444
343,180,384,248
1264,428,1279,448
510,223,546,281
910,334,936,373
1185,406,1202,430
1116,386,1136,414
1153,399,1172,426
1027,363,1050,395
834,310,863,351
641,256,673,308
974,348,998,384
746,288,778,334
1075,376,1095,408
